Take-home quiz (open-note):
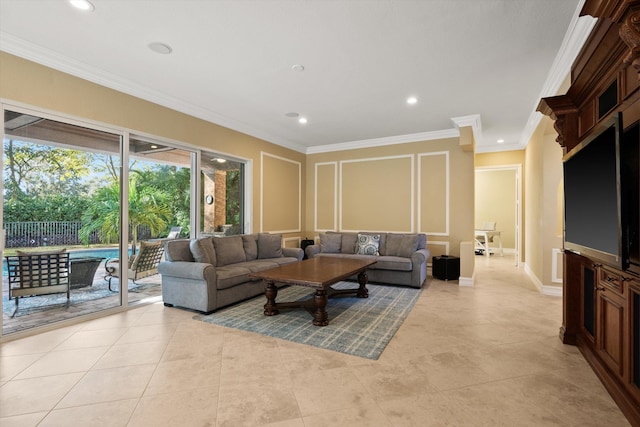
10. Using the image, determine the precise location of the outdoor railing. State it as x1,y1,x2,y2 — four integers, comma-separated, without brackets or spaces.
3,221,151,248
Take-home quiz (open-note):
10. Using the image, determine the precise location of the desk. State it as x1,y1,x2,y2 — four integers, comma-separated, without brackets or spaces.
474,230,503,258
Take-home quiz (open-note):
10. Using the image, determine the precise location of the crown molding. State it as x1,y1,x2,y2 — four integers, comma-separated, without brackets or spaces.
305,128,460,154
451,114,482,144
518,0,596,149
0,32,309,154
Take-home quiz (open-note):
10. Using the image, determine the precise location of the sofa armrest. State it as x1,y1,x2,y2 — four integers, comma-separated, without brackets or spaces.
305,244,321,258
409,248,431,288
282,247,304,261
158,261,215,280
411,248,430,265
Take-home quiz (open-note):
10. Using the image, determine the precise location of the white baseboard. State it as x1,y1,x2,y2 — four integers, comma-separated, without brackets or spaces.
523,262,563,297
458,276,474,287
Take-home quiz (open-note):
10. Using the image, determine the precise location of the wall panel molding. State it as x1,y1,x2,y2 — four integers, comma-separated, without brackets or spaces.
418,151,449,236
314,161,338,232
260,152,301,233
339,154,414,232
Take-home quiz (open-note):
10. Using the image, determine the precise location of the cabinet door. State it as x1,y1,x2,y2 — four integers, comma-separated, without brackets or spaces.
597,286,625,376
629,282,640,401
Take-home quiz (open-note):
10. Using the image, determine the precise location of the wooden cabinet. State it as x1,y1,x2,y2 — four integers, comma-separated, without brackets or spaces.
538,2,640,424
596,266,626,376
566,253,640,425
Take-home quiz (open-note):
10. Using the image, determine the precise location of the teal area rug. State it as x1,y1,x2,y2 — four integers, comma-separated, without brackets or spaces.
193,281,421,360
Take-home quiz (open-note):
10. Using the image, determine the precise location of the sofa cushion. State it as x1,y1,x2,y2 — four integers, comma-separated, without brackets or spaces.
375,255,413,271
243,234,259,261
213,236,246,266
385,234,420,258
190,237,216,265
385,234,403,256
165,239,194,262
341,233,358,254
356,233,380,255
241,259,281,274
258,233,283,259
398,234,420,258
320,233,342,253
314,252,378,266
215,264,252,289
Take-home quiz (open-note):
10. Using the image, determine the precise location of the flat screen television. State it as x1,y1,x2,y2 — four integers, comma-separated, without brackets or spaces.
563,113,625,270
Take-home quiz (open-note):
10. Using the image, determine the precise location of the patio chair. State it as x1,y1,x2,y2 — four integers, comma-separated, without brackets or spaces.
104,240,165,291
166,226,182,239
5,250,70,317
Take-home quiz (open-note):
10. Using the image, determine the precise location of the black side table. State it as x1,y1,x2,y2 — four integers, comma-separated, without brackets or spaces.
433,255,460,281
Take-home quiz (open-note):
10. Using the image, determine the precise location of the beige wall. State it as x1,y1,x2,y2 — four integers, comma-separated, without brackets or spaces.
306,138,476,274
524,116,563,289
475,169,516,248
0,52,306,240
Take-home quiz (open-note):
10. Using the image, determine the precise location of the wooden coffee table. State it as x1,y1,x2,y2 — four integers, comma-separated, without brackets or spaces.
249,257,376,326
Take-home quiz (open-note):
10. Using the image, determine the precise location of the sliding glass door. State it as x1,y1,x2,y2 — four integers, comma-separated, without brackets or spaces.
2,108,123,335
1,106,248,337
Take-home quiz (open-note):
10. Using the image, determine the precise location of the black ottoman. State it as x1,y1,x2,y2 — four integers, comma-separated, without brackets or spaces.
432,255,460,281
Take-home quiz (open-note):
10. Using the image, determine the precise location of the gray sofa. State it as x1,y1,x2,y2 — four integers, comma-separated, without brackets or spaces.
158,233,303,313
305,232,430,288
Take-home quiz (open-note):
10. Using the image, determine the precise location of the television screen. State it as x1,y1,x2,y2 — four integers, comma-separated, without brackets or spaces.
563,114,622,269
621,121,640,274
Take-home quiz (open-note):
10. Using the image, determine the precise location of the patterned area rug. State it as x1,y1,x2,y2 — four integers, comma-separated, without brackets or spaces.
193,281,421,360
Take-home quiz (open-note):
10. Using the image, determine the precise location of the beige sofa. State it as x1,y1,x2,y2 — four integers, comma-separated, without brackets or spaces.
158,233,303,313
304,232,430,288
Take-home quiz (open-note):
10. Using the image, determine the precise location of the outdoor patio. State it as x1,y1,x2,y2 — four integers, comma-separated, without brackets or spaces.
2,259,162,335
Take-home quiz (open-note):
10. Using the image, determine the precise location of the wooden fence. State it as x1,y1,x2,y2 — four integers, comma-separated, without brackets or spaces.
3,221,151,248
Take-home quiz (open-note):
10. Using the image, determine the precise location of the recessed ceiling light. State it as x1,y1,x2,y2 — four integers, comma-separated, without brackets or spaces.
285,112,299,118
291,64,305,72
298,117,308,124
407,96,418,105
215,158,226,163
497,139,505,143
150,145,158,149
69,0,94,11
148,42,173,54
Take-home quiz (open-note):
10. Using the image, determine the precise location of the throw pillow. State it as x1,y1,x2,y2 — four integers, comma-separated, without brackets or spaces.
243,234,259,261
258,233,283,259
190,237,216,265
320,233,341,253
213,236,246,266
355,233,380,255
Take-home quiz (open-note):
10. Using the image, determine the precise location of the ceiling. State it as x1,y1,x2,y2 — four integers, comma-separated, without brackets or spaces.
0,0,594,154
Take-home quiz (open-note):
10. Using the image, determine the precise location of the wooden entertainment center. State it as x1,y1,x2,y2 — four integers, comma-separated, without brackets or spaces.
538,1,640,425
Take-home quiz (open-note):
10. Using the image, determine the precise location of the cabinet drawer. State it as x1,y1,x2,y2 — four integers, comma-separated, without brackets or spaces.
599,268,624,294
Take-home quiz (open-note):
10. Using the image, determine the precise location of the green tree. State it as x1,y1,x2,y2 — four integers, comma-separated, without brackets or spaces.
134,165,191,235
3,140,92,200
79,173,172,255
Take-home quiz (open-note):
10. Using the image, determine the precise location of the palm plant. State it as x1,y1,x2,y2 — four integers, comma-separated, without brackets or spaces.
79,173,171,255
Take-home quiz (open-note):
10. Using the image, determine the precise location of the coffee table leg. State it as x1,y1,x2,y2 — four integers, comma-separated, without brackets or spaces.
357,270,369,298
313,289,329,326
264,280,279,316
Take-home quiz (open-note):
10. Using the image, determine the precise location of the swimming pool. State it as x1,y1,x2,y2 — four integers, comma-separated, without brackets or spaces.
2,247,131,276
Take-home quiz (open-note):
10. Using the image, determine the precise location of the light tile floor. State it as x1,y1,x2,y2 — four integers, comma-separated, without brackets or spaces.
0,255,631,426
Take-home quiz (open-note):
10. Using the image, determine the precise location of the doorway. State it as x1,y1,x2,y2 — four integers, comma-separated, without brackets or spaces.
475,165,522,265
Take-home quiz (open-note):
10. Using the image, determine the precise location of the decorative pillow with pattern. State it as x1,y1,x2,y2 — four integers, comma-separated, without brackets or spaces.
355,233,380,255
